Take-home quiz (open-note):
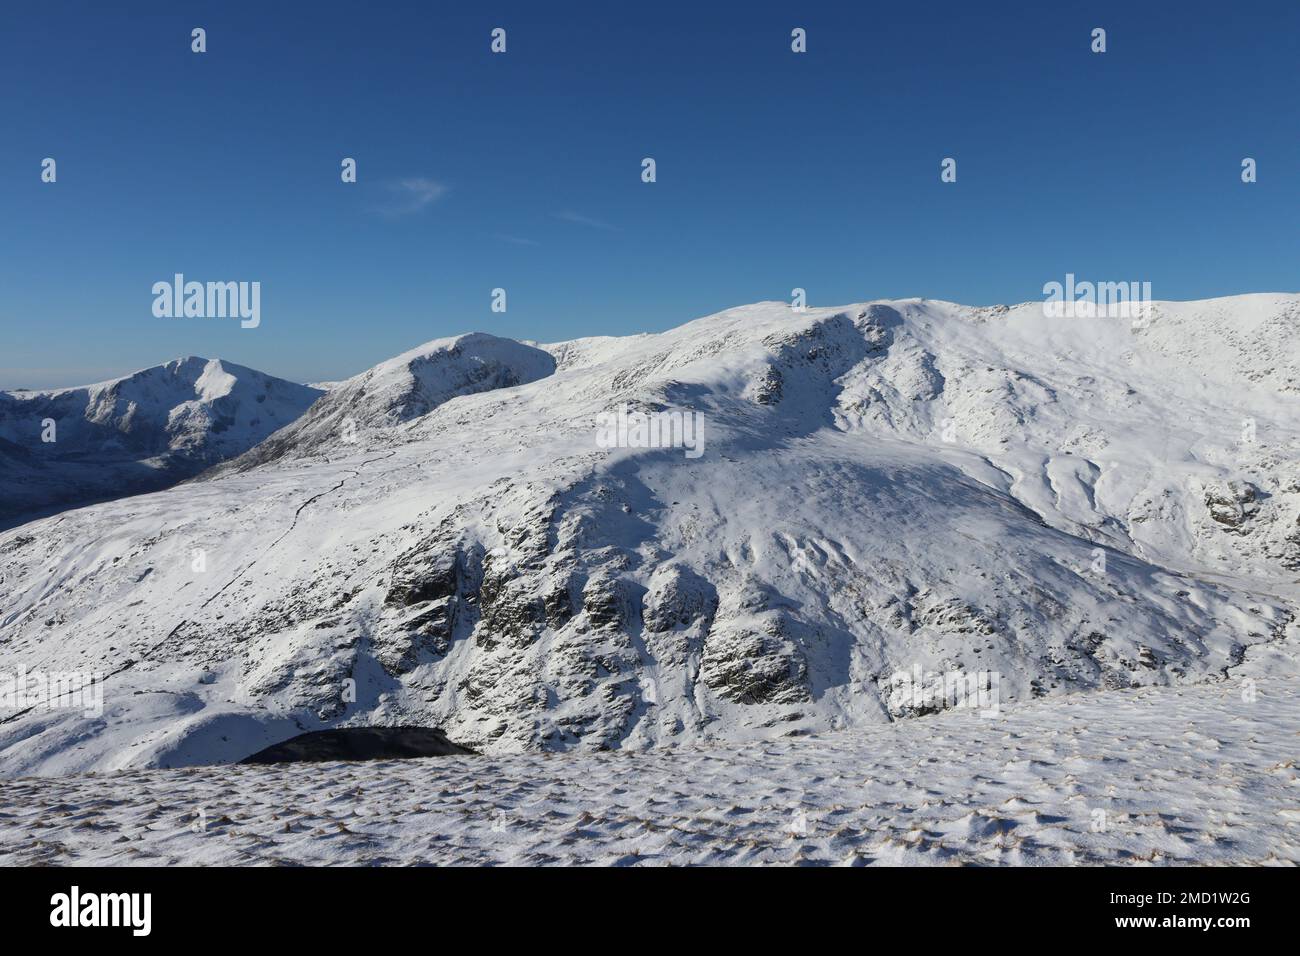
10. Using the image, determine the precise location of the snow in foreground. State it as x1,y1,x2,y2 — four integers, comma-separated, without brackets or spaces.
2,679,1295,866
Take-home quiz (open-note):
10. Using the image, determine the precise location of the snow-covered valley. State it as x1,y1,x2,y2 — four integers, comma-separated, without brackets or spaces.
1,295,1298,786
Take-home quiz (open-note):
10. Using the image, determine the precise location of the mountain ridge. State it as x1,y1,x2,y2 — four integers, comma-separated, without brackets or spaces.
2,293,1299,776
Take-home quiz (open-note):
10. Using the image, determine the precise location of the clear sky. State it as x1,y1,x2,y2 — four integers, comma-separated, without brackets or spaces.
3,0,1298,387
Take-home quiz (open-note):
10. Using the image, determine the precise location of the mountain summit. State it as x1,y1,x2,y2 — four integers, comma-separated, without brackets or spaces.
220,333,556,470
0,357,322,527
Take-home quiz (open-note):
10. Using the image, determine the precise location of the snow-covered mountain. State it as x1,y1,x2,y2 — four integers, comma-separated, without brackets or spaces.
221,332,555,470
0,357,323,528
2,296,1299,776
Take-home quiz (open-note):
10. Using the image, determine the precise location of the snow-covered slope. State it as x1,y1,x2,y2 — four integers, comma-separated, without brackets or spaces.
3,678,1294,865
220,333,555,470
2,296,1299,776
0,357,322,528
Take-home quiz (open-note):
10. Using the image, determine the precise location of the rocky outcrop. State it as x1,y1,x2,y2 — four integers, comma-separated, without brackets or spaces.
240,726,475,763
1202,479,1260,532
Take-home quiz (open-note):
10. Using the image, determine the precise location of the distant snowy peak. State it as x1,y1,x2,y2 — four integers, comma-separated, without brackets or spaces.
223,332,556,470
0,356,322,460
1,358,319,463
0,357,322,525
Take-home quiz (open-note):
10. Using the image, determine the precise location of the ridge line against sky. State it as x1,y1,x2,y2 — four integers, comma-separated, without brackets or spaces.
3,0,1299,387
7,290,1300,394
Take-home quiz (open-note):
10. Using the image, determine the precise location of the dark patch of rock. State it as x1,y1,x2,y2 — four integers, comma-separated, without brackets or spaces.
239,726,476,764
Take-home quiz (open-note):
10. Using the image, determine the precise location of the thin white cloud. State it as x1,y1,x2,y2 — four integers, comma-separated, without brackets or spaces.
373,177,447,217
495,234,541,246
554,209,620,232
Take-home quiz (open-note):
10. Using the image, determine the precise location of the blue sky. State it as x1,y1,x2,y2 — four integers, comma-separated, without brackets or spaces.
3,0,1299,387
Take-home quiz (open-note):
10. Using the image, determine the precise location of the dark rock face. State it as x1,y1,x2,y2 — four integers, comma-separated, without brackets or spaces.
239,726,476,764
1203,479,1260,531
752,365,784,405
700,622,810,705
643,565,718,633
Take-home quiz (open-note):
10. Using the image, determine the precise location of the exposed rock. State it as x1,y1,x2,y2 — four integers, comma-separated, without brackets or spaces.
239,726,476,764
700,612,810,705
643,565,718,633
1202,479,1260,531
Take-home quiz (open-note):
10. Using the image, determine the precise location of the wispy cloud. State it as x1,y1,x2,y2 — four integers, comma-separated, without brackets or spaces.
372,177,447,217
554,209,620,232
495,234,541,247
